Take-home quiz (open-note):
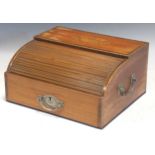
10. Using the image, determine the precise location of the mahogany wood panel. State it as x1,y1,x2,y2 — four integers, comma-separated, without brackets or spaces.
6,72,101,127
8,40,125,96
35,26,147,56
100,45,149,127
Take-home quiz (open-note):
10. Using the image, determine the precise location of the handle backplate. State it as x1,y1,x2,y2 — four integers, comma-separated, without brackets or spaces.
118,73,137,96
37,95,64,111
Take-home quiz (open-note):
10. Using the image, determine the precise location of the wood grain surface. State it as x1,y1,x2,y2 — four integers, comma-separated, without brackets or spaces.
8,40,125,95
35,26,147,56
100,45,149,128
6,72,101,127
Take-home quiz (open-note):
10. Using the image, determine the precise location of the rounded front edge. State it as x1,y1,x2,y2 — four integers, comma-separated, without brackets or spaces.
6,41,34,72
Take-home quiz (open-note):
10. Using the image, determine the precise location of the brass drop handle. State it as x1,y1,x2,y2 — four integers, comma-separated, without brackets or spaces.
118,73,137,96
37,95,64,111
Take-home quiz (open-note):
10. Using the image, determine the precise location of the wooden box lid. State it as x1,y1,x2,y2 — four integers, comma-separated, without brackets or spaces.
35,26,147,57
7,26,147,96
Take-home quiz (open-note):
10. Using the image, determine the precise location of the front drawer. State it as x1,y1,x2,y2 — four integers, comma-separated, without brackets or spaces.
5,72,101,127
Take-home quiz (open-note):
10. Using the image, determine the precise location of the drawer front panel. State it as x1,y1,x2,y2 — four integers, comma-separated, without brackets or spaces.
5,73,100,127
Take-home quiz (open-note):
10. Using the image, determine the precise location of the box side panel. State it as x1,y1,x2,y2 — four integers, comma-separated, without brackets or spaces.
100,45,149,128
5,72,101,128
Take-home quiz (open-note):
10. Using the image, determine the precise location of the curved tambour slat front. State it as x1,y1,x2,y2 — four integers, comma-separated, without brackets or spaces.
7,40,125,96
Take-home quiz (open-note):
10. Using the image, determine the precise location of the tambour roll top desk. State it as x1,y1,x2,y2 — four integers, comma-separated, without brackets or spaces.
5,26,149,128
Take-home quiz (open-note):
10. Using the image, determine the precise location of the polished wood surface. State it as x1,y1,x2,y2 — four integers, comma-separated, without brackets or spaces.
100,45,149,128
35,26,147,56
5,26,149,128
7,40,125,95
6,72,100,127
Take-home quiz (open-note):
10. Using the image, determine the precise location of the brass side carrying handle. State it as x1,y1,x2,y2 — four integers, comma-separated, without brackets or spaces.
118,73,137,96
37,95,64,111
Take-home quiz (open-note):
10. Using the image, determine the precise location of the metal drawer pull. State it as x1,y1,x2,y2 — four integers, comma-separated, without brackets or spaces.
38,95,64,111
118,73,137,96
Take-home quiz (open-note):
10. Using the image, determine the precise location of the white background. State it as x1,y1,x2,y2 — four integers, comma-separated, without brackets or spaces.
0,2,155,155
0,0,155,23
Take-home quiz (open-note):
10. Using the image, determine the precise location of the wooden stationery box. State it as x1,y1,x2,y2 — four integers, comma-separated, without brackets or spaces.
5,26,149,128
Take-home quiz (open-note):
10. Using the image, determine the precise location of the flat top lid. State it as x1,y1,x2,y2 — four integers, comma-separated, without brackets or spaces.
35,26,147,57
